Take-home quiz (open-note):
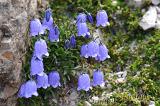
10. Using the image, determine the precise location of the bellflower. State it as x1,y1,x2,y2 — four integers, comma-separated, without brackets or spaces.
64,39,70,49
48,71,61,88
30,56,44,76
92,70,105,86
77,22,90,37
80,44,88,58
88,41,99,57
33,39,49,60
18,80,38,98
76,13,87,25
30,18,44,36
77,74,91,91
70,34,76,48
96,10,109,27
48,25,60,42
42,8,53,30
36,73,50,89
87,13,94,24
96,44,110,61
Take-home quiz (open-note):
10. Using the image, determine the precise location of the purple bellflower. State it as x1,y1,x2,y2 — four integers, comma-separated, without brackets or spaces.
42,8,53,30
45,8,52,22
70,34,76,48
80,44,88,58
30,18,44,36
48,71,61,88
77,74,91,91
64,39,70,49
76,13,87,25
92,70,105,86
30,56,44,76
33,39,49,60
96,10,110,27
87,41,99,57
18,80,38,98
96,44,110,61
77,22,90,37
36,73,50,89
87,13,94,24
48,25,60,42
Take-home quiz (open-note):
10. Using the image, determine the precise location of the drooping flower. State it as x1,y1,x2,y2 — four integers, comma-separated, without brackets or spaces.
42,8,54,30
96,10,109,27
92,70,105,86
30,56,44,76
76,13,87,25
77,74,91,91
36,73,50,89
33,39,49,60
48,25,60,42
30,19,44,36
80,44,88,58
87,41,99,57
77,23,90,37
45,8,52,22
64,39,70,49
87,13,94,24
96,44,110,61
70,34,76,48
18,80,38,98
48,71,61,88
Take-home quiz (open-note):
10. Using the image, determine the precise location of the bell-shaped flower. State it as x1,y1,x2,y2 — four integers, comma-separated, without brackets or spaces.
36,73,50,89
76,13,87,25
88,41,99,57
30,56,44,76
18,80,38,98
30,19,44,36
77,74,91,91
87,13,94,24
92,70,105,86
33,39,49,60
70,34,76,48
96,10,109,27
48,71,61,88
80,44,88,58
64,39,70,49
48,25,60,42
42,8,53,30
77,23,90,37
96,44,110,61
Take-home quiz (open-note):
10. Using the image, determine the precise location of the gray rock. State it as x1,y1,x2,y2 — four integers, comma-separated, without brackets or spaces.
152,0,160,5
0,0,48,105
139,6,157,30
84,101,92,106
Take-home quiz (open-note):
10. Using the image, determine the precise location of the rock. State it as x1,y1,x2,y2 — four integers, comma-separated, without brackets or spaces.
152,0,160,5
139,6,157,30
125,0,146,7
84,101,92,106
0,0,48,105
149,101,155,106
155,14,160,28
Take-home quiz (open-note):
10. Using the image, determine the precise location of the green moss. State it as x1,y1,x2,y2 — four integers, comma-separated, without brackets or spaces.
18,0,160,105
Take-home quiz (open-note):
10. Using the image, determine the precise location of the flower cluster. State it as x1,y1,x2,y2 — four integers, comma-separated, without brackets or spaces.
78,69,105,91
18,8,110,98
80,41,110,61
65,34,76,49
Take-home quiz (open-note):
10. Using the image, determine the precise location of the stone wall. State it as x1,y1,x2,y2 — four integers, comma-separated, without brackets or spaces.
0,0,47,105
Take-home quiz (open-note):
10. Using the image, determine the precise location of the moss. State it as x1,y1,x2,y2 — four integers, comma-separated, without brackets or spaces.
18,0,160,105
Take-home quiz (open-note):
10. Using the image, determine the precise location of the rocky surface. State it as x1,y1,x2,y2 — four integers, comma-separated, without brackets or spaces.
0,0,47,105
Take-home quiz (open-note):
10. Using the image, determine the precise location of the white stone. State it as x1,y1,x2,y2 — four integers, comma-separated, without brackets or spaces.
156,14,160,28
149,101,155,106
139,6,157,30
84,101,91,106
152,0,160,5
